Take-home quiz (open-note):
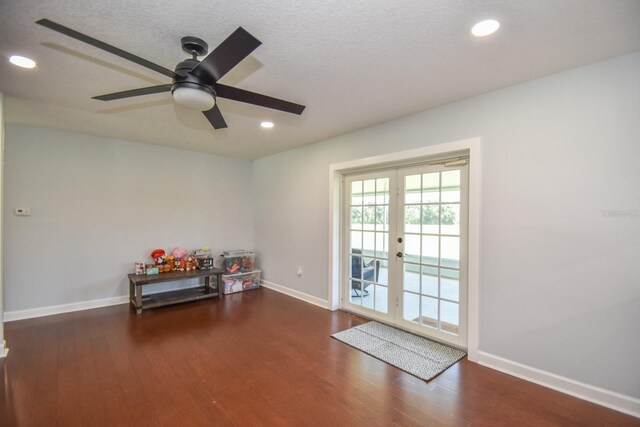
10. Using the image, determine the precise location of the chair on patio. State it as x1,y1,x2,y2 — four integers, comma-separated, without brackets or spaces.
351,249,380,297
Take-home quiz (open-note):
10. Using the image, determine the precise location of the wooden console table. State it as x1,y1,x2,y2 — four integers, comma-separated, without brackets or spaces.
128,269,224,314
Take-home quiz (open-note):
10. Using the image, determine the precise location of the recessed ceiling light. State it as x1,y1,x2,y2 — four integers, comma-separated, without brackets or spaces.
260,121,274,129
471,19,500,37
9,55,36,69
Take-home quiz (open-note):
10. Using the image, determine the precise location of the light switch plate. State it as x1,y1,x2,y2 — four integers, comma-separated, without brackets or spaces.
14,207,31,216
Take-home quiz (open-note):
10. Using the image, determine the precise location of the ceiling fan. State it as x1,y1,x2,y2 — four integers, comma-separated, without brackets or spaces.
36,19,305,129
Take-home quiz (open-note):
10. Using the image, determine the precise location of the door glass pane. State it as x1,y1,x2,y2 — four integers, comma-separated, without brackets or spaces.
440,204,460,235
362,288,374,309
376,206,388,231
440,300,459,334
376,178,389,204
440,236,459,269
421,296,438,328
404,234,420,263
403,292,420,322
421,204,439,234
351,231,362,251
403,263,420,293
404,205,420,233
440,269,459,302
350,280,363,305
375,232,387,258
405,175,421,204
350,255,362,279
441,170,460,202
363,206,375,230
422,173,440,203
363,231,375,254
351,207,362,230
363,179,376,205
351,181,363,205
375,285,388,313
421,265,438,297
377,259,389,285
421,235,439,265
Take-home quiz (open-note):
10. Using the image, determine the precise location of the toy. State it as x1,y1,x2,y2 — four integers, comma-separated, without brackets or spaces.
158,256,171,272
146,266,159,275
223,257,241,274
172,247,187,271
150,249,171,272
135,262,146,275
151,249,165,266
172,247,187,259
193,247,211,258
185,255,198,271
164,255,175,272
241,255,254,271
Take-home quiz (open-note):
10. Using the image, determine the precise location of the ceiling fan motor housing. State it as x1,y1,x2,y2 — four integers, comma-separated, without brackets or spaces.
171,58,216,97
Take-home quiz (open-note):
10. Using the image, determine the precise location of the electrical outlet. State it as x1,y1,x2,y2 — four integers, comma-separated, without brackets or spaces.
14,207,31,216
297,267,302,277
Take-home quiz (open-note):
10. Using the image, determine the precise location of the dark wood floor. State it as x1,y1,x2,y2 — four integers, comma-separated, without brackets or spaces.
1,288,638,426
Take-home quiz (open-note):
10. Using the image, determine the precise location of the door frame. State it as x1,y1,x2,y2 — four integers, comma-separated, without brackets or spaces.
328,137,482,360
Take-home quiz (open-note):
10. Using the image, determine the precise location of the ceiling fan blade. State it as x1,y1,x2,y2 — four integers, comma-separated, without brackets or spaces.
203,105,228,129
36,19,176,79
215,84,305,115
190,27,261,83
92,84,172,101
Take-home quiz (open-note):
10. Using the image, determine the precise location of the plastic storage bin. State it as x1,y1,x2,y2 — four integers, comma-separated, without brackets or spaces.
222,252,255,274
222,270,261,294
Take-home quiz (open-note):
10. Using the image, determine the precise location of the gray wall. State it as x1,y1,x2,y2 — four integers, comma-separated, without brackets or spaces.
0,93,6,354
4,125,253,312
252,52,640,398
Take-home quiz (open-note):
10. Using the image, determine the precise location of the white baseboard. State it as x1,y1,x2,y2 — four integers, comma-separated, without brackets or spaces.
4,295,129,322
477,351,640,419
260,280,329,310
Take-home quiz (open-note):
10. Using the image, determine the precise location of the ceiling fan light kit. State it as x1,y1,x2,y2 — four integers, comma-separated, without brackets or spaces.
35,19,306,130
173,86,216,111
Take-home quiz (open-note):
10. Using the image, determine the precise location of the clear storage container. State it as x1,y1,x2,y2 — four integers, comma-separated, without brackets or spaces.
222,270,261,294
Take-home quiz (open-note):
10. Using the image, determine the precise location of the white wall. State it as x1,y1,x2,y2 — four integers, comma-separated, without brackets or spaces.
0,93,7,356
252,52,640,399
3,125,253,313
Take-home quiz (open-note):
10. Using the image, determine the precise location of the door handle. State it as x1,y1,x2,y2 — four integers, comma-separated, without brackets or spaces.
396,252,403,258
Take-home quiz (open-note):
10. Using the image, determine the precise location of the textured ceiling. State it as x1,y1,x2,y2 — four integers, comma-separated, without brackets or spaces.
1,0,639,159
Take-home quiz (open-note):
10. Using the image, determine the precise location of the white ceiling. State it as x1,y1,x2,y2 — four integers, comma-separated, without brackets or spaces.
1,0,639,159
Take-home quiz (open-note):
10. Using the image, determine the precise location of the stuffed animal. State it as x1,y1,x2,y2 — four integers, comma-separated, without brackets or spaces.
151,249,166,266
172,247,187,260
185,255,198,271
164,255,174,271
241,255,254,271
172,247,187,271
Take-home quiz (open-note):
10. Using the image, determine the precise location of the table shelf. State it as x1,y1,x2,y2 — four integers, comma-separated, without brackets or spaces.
128,269,223,314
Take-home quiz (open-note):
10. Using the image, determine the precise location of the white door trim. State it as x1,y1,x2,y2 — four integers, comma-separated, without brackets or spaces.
328,137,482,361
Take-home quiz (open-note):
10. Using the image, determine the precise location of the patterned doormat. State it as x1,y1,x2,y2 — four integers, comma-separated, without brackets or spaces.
332,321,466,381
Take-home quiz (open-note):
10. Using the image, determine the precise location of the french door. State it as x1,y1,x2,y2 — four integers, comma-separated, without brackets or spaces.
342,162,468,348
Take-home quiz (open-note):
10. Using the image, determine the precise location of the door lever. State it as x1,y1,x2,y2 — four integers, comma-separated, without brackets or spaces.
396,252,403,258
